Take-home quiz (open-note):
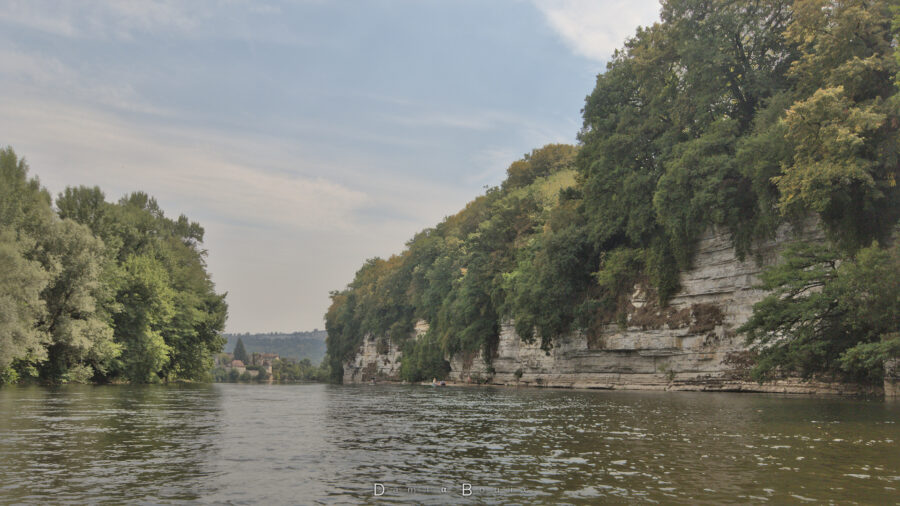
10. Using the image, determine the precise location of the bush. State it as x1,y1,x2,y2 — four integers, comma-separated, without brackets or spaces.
399,333,450,382
741,242,900,384
0,367,19,385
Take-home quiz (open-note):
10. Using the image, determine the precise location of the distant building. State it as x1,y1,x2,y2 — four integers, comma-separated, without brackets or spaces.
230,360,246,374
249,352,279,375
250,352,279,366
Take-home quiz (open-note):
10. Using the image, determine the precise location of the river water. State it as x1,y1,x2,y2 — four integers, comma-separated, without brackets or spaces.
0,384,898,504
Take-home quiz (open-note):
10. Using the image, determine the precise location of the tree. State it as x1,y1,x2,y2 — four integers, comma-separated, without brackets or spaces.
233,337,249,364
36,219,119,383
740,242,900,384
502,144,578,190
0,147,53,239
774,0,900,251
0,229,49,382
58,186,228,383
0,147,53,382
0,146,227,384
113,254,174,383
56,186,108,232
399,332,450,382
324,0,900,385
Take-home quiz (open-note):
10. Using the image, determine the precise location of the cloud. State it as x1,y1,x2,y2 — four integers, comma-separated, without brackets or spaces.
531,0,661,62
0,94,479,332
0,1,197,40
0,48,174,118
0,96,368,232
0,0,316,46
0,0,596,332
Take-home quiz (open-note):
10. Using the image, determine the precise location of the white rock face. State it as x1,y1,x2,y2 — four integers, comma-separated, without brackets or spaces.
343,334,404,383
885,359,900,398
343,320,430,383
345,224,876,395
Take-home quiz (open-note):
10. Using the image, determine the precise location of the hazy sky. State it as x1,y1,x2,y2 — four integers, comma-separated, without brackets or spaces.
0,0,660,333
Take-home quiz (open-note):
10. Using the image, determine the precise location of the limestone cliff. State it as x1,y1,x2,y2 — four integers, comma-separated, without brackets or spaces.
344,225,878,395
343,320,429,383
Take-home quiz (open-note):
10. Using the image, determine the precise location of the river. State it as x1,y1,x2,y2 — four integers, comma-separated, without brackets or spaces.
0,384,898,504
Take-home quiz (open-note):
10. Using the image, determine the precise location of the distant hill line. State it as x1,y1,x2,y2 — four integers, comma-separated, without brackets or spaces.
224,330,327,364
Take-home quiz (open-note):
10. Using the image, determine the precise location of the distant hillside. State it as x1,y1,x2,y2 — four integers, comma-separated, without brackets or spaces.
224,330,327,364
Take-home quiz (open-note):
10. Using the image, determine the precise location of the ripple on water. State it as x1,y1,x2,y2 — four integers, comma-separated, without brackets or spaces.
0,384,899,504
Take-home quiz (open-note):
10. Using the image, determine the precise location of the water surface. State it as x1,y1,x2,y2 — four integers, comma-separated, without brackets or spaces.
0,384,898,504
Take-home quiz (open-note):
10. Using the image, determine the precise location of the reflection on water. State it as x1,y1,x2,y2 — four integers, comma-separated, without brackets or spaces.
0,385,222,503
0,384,898,504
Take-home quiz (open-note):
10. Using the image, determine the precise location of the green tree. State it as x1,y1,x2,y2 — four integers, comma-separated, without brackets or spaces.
0,147,53,239
325,0,900,386
58,187,228,383
740,242,900,384
1,146,227,384
56,186,109,232
36,219,119,383
775,0,900,251
112,254,175,383
0,147,53,381
502,144,577,190
0,229,49,382
233,337,249,364
399,332,450,382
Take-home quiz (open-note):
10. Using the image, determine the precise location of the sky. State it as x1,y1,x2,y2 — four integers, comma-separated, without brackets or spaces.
0,0,661,333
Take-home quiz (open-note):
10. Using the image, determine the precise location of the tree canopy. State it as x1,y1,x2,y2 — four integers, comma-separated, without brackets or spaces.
0,147,227,384
233,338,249,364
325,0,900,385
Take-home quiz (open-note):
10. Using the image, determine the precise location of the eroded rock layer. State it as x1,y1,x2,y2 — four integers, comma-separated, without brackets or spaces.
345,225,877,395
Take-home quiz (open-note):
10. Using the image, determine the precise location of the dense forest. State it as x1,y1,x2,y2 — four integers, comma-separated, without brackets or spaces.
0,148,227,384
326,0,900,385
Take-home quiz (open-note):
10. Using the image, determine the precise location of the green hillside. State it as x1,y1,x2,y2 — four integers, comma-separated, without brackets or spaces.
225,331,327,364
326,0,900,386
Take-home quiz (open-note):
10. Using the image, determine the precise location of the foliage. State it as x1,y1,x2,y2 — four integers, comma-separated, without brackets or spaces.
399,332,450,383
271,357,329,382
214,356,327,382
502,144,577,190
0,147,227,384
224,330,327,363
0,228,49,376
502,203,597,348
0,148,52,381
774,0,899,251
325,0,900,386
740,242,900,384
325,145,577,381
37,219,119,382
233,338,249,364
